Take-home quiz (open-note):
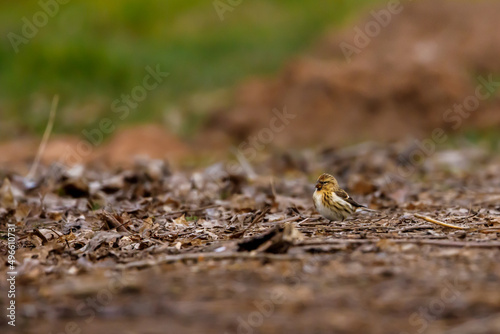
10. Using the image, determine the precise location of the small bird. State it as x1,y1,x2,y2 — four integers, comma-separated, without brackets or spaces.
313,173,366,221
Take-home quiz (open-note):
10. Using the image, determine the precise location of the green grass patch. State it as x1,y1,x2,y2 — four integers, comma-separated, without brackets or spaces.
0,0,383,138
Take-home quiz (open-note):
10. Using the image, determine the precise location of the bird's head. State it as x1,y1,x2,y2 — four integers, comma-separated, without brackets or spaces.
315,173,339,192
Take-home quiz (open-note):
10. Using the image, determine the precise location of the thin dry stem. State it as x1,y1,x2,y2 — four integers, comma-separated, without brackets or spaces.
26,95,59,180
414,213,470,230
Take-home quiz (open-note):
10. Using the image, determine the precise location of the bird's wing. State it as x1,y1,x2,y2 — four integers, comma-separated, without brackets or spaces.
335,189,366,208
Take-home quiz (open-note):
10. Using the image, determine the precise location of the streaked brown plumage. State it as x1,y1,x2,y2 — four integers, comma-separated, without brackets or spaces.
313,173,365,221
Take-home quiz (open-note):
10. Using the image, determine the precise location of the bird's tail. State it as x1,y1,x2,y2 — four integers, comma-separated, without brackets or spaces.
358,207,377,213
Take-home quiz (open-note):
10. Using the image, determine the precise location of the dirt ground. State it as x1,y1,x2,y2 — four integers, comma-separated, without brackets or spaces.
1,143,499,334
1,1,500,333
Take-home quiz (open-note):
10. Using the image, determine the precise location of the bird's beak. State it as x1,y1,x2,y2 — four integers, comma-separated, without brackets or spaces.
315,182,322,190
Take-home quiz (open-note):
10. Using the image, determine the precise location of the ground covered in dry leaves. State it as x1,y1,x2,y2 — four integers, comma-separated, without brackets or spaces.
1,143,500,334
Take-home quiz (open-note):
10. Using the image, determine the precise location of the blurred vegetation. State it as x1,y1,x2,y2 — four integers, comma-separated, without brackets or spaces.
0,0,382,139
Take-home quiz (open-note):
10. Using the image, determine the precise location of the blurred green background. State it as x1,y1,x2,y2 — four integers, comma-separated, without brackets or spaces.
0,0,382,140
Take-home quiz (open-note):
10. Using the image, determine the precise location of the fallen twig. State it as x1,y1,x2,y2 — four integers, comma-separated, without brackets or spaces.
399,239,500,248
297,238,500,248
31,228,48,245
230,207,271,239
296,239,376,247
260,215,304,227
414,213,469,230
100,212,133,234
394,225,435,233
46,227,70,248
117,251,305,270
164,204,220,216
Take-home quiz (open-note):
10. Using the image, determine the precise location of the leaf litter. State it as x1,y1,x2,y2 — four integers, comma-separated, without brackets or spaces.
1,142,500,334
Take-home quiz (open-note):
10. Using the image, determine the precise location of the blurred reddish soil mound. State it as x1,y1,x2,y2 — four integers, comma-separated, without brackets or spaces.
200,0,500,148
92,124,189,165
0,125,189,169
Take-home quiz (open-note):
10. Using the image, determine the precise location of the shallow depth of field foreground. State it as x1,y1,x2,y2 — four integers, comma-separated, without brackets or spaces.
1,1,500,333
